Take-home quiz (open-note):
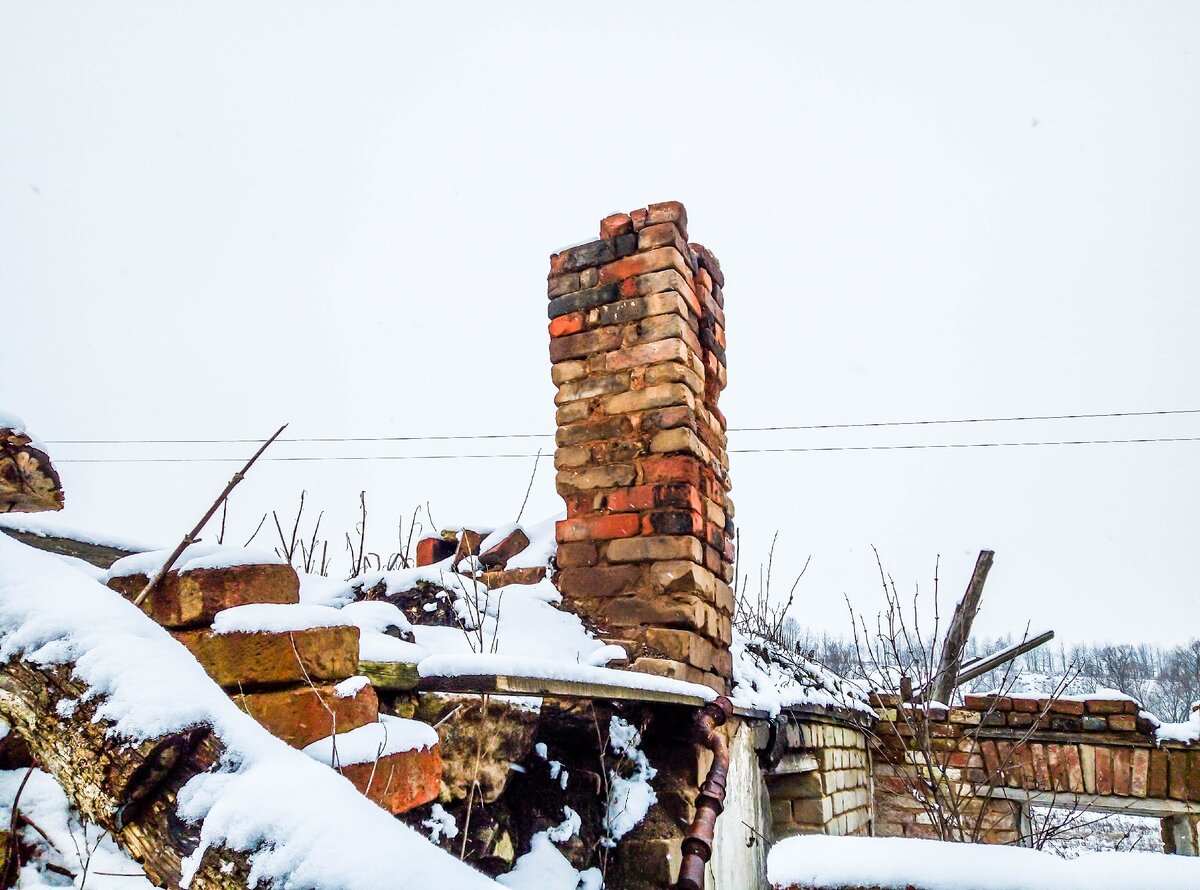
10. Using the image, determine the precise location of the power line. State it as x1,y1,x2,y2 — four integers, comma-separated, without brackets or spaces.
40,407,1200,446
52,435,1200,463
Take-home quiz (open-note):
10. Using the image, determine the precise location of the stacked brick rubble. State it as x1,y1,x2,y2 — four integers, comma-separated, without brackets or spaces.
107,563,441,814
547,201,735,691
768,717,873,840
871,693,1200,845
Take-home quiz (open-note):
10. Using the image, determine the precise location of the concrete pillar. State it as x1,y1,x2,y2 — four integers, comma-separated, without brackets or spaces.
1162,814,1198,855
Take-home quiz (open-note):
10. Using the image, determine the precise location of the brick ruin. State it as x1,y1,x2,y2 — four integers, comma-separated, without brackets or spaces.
548,201,735,693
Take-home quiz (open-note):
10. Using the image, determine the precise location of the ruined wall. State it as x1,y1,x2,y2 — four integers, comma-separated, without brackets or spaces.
548,201,735,692
767,714,873,841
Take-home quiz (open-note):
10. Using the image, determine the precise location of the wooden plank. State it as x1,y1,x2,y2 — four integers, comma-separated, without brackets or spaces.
930,549,993,705
357,660,421,691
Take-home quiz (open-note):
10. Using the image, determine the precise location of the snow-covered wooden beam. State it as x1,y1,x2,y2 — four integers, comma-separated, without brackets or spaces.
0,536,499,890
0,424,63,513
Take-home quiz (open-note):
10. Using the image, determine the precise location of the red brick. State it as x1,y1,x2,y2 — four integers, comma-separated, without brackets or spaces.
175,625,360,688
1064,745,1084,793
556,513,640,543
1010,697,1040,713
597,248,693,289
478,528,531,569
646,201,688,237
1167,749,1188,799
1131,748,1150,797
1031,744,1051,789
108,563,299,629
1149,749,1170,798
1095,747,1113,794
600,213,633,239
339,744,442,814
233,681,378,749
555,541,598,567
416,536,456,567
1111,748,1132,796
1085,698,1136,715
548,311,586,338
640,510,704,537
1049,699,1085,716
639,454,701,487
1108,715,1137,732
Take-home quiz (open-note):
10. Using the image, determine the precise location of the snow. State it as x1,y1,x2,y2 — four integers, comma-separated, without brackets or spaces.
0,409,27,433
211,603,352,635
501,514,560,569
1,767,154,890
0,535,498,889
601,716,657,847
729,629,874,718
766,835,1200,890
418,653,719,702
105,542,285,580
359,631,428,663
338,599,414,636
302,714,439,767
333,675,370,698
1151,703,1200,744
0,510,157,553
497,808,601,890
423,803,459,843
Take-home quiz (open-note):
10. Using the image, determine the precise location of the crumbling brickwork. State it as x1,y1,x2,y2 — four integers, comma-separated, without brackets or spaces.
548,201,735,691
768,715,873,840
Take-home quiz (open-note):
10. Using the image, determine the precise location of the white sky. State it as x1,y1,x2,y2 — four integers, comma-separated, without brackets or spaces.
3,2,1198,648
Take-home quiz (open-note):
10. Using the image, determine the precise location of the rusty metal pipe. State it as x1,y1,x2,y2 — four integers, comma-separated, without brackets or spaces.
675,695,734,890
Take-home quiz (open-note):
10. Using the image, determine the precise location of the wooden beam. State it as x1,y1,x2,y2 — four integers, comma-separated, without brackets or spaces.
0,527,140,569
929,549,994,704
954,630,1055,688
980,786,1200,818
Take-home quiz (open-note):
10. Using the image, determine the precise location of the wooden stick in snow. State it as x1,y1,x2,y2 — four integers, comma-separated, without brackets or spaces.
133,424,287,607
929,549,994,705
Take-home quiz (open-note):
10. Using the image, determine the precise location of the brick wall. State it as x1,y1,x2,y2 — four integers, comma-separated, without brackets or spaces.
548,202,735,691
768,715,873,840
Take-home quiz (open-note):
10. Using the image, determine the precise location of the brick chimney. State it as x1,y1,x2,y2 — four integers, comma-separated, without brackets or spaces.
548,202,734,692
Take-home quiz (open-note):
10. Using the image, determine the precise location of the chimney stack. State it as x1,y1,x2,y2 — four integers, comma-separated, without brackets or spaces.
548,202,734,692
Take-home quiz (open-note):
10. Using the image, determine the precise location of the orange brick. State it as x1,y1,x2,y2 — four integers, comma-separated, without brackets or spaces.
556,513,640,542
548,312,586,338
233,681,378,749
174,625,360,687
108,563,299,628
340,745,443,814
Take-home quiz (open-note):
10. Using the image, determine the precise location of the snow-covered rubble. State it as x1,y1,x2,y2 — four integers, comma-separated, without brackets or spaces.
729,629,874,718
0,535,499,889
105,542,286,580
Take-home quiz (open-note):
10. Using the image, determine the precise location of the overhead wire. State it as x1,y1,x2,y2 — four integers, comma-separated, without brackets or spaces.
40,407,1200,446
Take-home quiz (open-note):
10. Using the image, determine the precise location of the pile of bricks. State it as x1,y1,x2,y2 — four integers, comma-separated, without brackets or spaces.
769,718,873,840
546,201,735,691
107,561,441,814
415,526,546,589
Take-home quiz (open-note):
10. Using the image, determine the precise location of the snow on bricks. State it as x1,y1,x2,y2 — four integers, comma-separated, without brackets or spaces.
545,202,735,693
107,546,442,814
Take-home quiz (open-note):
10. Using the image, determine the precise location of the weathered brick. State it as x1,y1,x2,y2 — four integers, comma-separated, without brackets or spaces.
175,625,360,688
641,510,704,537
554,370,630,405
606,535,703,564
1148,748,1169,798
547,271,581,298
640,454,702,487
638,405,695,435
478,528,531,569
650,427,708,461
1108,715,1137,732
1084,698,1137,715
643,360,704,395
555,463,636,493
624,313,702,355
549,325,623,362
604,383,694,416
548,311,586,338
553,445,590,469
551,360,587,386
1095,747,1113,794
594,292,690,329
1131,748,1150,797
646,201,688,237
108,563,299,629
600,213,633,239
555,565,641,598
338,743,442,814
598,247,693,289
555,541,598,567
605,483,702,515
548,284,620,320
556,513,640,543
233,681,378,749
556,415,633,447
603,338,693,373
416,536,456,567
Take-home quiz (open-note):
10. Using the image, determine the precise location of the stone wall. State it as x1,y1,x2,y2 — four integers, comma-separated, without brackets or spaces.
767,713,873,841
548,201,735,692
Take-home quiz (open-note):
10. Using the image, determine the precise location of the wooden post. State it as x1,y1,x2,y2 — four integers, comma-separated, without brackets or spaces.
930,549,994,705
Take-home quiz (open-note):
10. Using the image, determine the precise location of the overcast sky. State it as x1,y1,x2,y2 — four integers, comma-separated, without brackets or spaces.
3,2,1197,649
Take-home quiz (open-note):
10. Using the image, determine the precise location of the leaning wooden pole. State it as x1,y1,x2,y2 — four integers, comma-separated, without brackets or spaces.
134,423,287,607
929,549,994,705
